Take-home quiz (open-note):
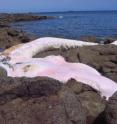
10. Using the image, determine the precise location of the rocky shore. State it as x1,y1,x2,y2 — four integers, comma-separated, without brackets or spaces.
0,13,117,124
0,13,53,49
0,13,53,24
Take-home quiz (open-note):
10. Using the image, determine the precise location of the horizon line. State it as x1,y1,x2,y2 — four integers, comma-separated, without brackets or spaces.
0,9,117,14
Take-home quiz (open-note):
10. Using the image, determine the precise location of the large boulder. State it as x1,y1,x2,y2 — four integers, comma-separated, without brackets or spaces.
0,76,106,124
0,77,87,124
0,91,85,124
105,91,117,124
77,45,117,82
66,79,106,124
58,87,86,124
0,77,62,105
78,91,106,124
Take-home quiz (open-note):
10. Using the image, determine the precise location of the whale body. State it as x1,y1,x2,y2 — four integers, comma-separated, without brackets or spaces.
0,37,117,100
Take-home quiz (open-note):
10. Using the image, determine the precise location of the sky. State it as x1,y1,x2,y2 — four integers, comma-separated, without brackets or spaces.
0,0,117,13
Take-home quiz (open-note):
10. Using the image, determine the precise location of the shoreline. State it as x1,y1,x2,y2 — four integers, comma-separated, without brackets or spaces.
0,13,54,49
0,13,54,24
0,12,116,49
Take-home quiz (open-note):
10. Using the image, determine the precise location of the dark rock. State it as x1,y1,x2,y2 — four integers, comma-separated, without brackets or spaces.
65,79,106,124
93,111,107,124
0,13,54,24
0,76,106,124
77,46,102,68
0,28,35,49
0,77,87,124
59,87,86,124
0,67,7,77
7,28,19,36
0,13,53,49
0,94,77,124
18,34,31,43
105,91,117,124
105,73,117,82
102,67,112,73
61,48,80,62
35,47,79,62
66,79,83,94
77,45,117,82
0,96,61,124
103,38,116,44
0,77,62,105
78,91,106,124
80,36,97,43
66,79,97,94
103,61,117,68
0,22,9,28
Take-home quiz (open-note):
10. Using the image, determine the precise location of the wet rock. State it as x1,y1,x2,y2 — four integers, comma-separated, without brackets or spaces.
105,91,117,124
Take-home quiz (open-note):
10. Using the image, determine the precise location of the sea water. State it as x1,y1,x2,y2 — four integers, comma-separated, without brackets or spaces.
12,11,117,40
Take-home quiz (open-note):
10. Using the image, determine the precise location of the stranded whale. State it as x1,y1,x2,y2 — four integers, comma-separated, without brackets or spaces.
0,37,117,100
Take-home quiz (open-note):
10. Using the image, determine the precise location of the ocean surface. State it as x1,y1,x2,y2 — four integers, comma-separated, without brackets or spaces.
12,11,117,40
